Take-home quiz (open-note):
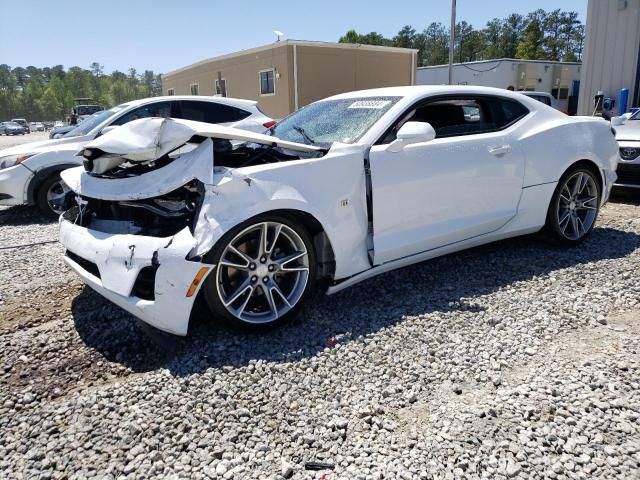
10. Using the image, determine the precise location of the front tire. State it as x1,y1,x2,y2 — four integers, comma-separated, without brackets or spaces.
202,214,317,331
545,167,601,245
35,173,74,218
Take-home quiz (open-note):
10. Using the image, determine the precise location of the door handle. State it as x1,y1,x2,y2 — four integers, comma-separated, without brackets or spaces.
488,145,512,156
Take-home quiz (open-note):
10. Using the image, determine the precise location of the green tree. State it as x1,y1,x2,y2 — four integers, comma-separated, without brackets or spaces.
338,29,362,44
394,25,417,49
516,10,547,60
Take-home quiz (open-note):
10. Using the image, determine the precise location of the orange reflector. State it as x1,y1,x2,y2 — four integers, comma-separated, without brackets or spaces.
186,267,210,297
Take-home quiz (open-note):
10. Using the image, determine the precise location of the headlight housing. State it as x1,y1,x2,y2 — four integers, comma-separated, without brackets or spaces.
0,153,35,170
620,147,640,161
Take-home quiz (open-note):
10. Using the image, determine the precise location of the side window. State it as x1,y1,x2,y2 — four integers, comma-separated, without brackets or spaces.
174,101,250,124
378,96,529,143
491,98,529,128
110,101,172,126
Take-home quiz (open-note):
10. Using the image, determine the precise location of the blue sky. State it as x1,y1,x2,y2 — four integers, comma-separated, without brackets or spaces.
4,0,587,74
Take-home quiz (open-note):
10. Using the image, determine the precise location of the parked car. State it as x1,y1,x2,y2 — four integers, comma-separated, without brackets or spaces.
611,110,640,188
58,86,618,337
520,91,562,112
50,113,100,139
54,121,65,128
11,118,30,133
0,96,273,217
0,121,26,135
33,122,45,132
50,125,76,139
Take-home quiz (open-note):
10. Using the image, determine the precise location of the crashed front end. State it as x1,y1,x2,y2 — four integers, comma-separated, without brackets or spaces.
59,117,324,336
59,144,214,335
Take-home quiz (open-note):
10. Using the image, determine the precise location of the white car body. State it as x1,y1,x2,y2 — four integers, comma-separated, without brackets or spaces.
520,91,563,112
612,110,640,187
58,86,619,336
0,96,272,211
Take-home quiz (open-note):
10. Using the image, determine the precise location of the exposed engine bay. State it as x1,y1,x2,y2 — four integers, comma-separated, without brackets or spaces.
63,118,325,238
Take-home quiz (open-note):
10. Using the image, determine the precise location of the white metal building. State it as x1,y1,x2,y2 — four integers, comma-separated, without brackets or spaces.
577,0,640,115
417,59,582,112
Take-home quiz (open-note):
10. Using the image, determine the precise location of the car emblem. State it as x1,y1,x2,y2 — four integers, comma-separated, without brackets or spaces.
621,147,639,160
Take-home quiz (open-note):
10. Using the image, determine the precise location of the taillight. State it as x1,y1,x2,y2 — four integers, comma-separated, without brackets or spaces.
263,120,277,129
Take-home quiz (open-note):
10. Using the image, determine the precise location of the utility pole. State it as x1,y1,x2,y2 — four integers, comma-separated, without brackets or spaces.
448,0,456,85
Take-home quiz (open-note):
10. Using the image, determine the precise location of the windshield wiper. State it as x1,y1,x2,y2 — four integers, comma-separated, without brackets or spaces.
292,125,317,145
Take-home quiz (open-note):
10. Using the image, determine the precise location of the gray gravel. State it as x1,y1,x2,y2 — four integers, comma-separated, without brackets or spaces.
0,131,50,150
1,195,640,479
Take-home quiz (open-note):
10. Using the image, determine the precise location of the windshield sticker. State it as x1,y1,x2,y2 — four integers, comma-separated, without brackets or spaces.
347,100,392,109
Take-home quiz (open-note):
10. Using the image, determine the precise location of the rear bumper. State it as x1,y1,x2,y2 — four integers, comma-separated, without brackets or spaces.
0,164,31,205
59,219,210,336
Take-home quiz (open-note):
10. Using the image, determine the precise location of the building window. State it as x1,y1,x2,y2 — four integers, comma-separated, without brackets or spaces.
259,69,275,96
190,83,199,95
215,78,227,97
167,88,175,96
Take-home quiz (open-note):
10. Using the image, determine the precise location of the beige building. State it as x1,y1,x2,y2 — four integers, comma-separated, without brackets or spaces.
161,40,418,119
578,0,640,115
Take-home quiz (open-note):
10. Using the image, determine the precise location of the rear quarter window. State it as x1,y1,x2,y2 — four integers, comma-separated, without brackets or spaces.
492,98,529,128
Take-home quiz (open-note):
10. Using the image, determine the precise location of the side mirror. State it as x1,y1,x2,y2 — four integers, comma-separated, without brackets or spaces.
611,116,626,126
99,125,119,136
386,121,436,153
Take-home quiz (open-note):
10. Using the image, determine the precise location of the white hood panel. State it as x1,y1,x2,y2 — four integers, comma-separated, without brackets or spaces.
61,139,215,201
82,117,321,163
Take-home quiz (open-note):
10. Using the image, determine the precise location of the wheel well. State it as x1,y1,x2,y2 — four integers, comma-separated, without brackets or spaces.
266,209,336,280
27,164,77,204
566,159,604,195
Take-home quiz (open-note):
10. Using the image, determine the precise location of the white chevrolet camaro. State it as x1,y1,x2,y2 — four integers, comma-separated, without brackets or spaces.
58,86,619,336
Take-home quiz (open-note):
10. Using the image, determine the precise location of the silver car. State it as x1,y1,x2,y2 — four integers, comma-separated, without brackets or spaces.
0,121,26,136
613,110,640,188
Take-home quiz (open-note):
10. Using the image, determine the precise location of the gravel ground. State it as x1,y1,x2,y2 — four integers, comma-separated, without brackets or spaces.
1,193,640,479
0,131,50,150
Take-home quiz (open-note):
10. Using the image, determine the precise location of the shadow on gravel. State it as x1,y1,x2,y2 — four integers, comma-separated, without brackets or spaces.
71,226,640,376
0,205,54,226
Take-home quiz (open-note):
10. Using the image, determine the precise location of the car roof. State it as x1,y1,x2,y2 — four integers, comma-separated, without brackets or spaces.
324,85,542,103
122,95,259,110
520,91,553,97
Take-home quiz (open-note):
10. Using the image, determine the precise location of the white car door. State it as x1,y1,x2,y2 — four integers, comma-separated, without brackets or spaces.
368,95,528,265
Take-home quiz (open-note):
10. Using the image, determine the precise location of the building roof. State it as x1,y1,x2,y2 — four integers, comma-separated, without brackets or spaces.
163,40,418,78
417,58,582,71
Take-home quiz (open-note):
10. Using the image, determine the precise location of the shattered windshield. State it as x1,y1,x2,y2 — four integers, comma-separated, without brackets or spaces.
269,96,401,147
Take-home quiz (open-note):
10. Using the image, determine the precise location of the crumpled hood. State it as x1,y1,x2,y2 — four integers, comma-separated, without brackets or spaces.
615,121,640,141
0,134,92,157
81,117,322,161
62,138,215,201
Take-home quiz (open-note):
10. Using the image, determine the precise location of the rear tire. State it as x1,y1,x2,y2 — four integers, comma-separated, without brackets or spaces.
35,172,74,218
202,214,317,332
544,166,601,245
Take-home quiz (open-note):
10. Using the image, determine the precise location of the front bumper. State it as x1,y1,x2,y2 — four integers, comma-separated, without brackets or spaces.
0,164,32,205
614,163,640,188
59,219,210,336
614,142,640,188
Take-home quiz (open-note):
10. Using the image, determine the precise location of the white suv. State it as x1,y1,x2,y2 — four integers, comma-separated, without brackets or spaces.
0,96,273,216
